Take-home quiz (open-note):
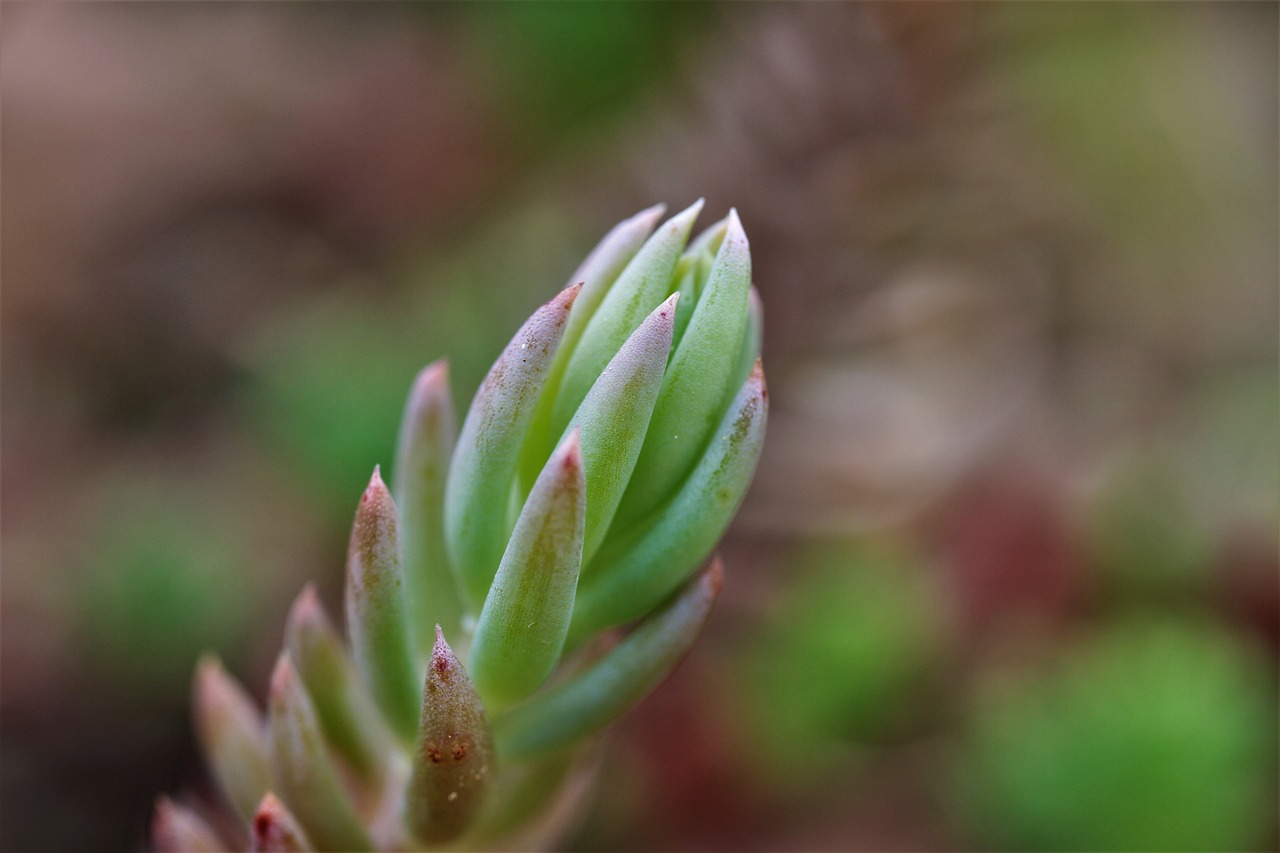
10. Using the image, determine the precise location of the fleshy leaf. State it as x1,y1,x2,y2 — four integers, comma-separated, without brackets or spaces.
266,654,373,852
446,283,581,609
573,363,766,637
394,359,462,651
405,627,495,844
495,559,723,761
565,292,677,565
551,200,702,439
250,792,315,853
192,656,271,823
284,586,388,778
730,285,764,397
345,467,419,743
470,431,586,707
517,205,666,496
614,209,751,527
152,797,225,853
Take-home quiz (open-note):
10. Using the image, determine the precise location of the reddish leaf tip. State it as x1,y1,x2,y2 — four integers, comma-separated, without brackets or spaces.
702,555,726,598
557,280,584,310
288,584,323,624
750,358,766,396
268,652,298,702
429,626,464,684
409,360,452,408
558,428,584,474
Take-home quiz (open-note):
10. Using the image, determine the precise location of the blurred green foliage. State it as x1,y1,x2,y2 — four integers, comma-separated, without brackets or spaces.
955,615,1275,851
78,483,255,696
1088,451,1213,596
739,542,946,781
437,3,710,156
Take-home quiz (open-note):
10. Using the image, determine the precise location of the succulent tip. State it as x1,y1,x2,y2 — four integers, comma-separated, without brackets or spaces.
634,202,668,226
268,652,297,702
556,280,584,311
251,792,312,853
701,554,725,598
194,653,224,684
724,207,748,247
559,426,583,468
660,291,681,316
408,360,451,409
667,198,706,233
287,584,323,625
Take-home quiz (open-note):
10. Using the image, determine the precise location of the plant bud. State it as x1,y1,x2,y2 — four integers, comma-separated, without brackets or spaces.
446,283,582,608
345,467,419,742
193,656,271,823
394,360,461,652
284,586,388,778
250,792,314,852
470,431,586,707
266,654,373,852
406,627,495,844
573,363,766,637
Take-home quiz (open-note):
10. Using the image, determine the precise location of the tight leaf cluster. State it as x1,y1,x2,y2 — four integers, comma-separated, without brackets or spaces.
154,202,767,851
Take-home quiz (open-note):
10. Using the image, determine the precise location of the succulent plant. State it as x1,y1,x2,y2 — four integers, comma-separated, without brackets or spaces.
153,201,767,851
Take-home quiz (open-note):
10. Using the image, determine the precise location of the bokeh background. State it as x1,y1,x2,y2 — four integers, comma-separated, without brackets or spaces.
2,3,1277,851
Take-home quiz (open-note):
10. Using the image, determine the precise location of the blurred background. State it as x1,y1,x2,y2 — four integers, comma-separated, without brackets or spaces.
2,3,1276,851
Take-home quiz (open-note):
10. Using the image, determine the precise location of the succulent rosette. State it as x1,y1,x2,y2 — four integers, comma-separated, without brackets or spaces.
154,201,768,851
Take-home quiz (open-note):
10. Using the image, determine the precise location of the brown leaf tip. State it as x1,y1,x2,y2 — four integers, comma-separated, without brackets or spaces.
431,625,459,681
750,358,766,399
555,281,584,312
702,555,725,598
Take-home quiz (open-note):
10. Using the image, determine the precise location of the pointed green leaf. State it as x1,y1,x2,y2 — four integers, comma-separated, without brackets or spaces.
345,468,419,742
284,586,389,778
266,654,373,852
567,292,677,565
446,283,581,609
551,200,702,438
573,363,766,638
470,431,585,707
192,656,271,823
517,205,666,496
250,792,315,853
495,559,723,761
152,797,225,853
615,209,751,527
394,360,462,651
406,627,495,844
